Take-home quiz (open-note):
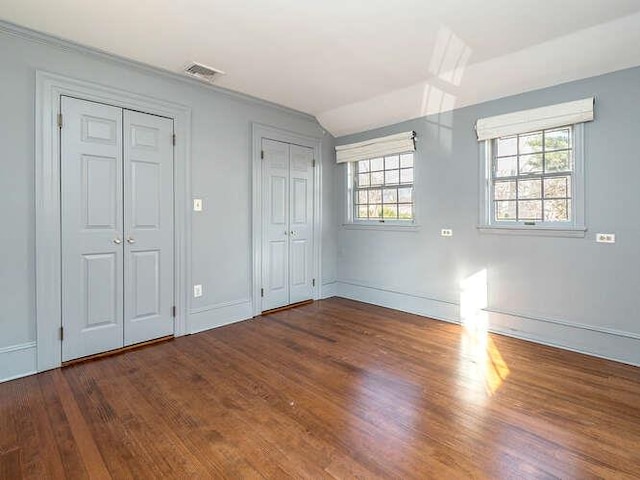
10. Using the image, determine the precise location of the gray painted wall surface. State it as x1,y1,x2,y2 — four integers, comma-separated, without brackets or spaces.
0,28,337,349
335,67,640,358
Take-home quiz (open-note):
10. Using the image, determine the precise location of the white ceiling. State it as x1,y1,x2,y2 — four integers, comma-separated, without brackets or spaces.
3,0,640,136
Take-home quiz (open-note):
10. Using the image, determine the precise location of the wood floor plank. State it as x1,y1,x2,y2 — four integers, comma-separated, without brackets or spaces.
1,298,639,479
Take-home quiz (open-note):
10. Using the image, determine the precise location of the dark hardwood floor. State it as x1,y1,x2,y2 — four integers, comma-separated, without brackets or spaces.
2,298,640,479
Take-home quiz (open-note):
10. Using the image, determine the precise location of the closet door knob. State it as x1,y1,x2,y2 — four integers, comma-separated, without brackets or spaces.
126,236,136,244
113,237,122,245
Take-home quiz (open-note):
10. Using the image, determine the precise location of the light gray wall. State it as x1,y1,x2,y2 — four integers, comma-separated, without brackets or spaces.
335,66,640,365
0,26,337,350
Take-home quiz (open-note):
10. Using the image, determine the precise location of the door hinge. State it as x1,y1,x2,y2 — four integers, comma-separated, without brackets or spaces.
261,150,264,160
312,278,316,287
57,113,63,129
172,134,176,146
312,159,316,167
261,288,264,297
172,306,176,317
59,326,64,341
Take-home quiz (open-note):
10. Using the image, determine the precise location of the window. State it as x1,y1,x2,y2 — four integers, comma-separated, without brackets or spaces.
353,152,414,222
476,98,592,236
491,126,573,223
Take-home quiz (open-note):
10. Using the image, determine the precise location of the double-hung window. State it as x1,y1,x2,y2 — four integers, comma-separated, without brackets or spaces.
492,126,573,223
353,153,414,222
477,98,593,235
336,131,416,226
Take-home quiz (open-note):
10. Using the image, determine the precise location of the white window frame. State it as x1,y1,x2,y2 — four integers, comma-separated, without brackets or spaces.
344,151,419,230
478,123,586,237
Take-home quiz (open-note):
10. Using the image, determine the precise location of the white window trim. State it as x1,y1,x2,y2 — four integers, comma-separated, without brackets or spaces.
342,153,420,231
478,123,586,237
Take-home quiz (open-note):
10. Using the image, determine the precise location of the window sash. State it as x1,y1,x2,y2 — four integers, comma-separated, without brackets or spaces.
489,127,575,225
351,153,414,223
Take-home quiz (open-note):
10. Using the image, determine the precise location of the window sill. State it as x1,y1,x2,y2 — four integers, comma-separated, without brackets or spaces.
342,222,421,232
477,224,586,238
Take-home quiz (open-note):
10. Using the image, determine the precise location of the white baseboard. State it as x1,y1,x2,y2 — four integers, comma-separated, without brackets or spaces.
320,281,337,299
0,342,37,383
189,299,254,334
336,281,640,367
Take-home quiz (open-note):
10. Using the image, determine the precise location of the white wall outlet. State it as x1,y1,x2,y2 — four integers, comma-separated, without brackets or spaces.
596,233,615,244
193,284,203,297
441,229,453,237
193,198,203,212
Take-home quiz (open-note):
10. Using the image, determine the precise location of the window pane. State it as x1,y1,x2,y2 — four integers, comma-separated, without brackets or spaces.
357,190,368,204
400,168,413,184
400,153,413,168
357,205,368,218
545,150,571,172
545,128,570,151
385,155,399,169
544,176,571,198
368,204,382,219
383,188,397,203
519,132,543,154
385,169,400,185
368,189,382,203
494,180,516,200
497,136,517,157
518,179,542,199
357,160,370,173
495,201,516,220
383,205,398,219
518,200,542,220
519,154,543,174
495,156,517,177
370,157,384,171
398,187,412,203
544,199,569,221
371,171,384,186
358,173,370,187
398,204,412,219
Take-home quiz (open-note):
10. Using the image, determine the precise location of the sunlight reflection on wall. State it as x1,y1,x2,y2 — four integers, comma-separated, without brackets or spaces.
459,269,510,397
420,27,472,154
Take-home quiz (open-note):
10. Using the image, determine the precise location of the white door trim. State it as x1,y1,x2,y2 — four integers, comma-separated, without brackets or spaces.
251,123,323,316
35,71,192,371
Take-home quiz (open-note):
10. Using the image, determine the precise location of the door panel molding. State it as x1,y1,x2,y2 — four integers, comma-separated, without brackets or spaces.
36,71,191,371
251,123,323,316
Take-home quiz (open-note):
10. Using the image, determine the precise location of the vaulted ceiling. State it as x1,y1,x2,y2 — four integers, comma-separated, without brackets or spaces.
3,0,640,136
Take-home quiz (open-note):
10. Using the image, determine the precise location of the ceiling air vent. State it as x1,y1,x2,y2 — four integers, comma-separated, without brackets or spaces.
183,62,225,83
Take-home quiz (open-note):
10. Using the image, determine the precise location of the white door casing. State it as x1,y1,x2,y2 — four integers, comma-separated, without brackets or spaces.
61,96,125,361
252,123,322,316
36,71,191,371
123,110,175,345
260,138,316,311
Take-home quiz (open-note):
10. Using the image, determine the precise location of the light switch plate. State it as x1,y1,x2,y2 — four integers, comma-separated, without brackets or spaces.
441,229,453,237
193,198,203,212
193,284,203,297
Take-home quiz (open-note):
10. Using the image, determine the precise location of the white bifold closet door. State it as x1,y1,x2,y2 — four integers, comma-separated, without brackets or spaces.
61,96,174,362
261,138,314,311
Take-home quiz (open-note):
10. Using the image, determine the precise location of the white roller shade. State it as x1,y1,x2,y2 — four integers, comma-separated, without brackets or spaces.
335,131,415,164
475,97,594,141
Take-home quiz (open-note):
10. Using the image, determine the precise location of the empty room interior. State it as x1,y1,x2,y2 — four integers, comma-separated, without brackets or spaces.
1,1,640,478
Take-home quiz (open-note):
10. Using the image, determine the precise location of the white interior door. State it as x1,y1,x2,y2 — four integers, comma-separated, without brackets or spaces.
123,110,174,346
261,138,314,311
61,96,124,361
61,97,175,361
262,138,290,311
288,144,314,304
